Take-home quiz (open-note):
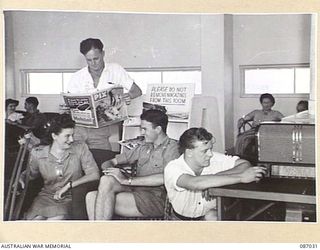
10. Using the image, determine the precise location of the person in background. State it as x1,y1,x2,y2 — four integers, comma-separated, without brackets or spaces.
235,93,284,162
86,110,180,220
5,98,24,124
237,93,284,129
164,127,266,221
296,100,308,113
19,97,47,140
19,114,100,220
65,38,142,151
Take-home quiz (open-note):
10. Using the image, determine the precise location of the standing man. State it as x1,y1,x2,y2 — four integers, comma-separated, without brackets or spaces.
66,38,142,150
164,127,266,221
86,110,180,220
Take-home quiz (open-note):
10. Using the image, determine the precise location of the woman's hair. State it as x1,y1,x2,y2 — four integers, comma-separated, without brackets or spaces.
140,109,168,134
259,93,275,105
5,98,19,109
43,114,75,145
80,38,104,55
179,127,213,154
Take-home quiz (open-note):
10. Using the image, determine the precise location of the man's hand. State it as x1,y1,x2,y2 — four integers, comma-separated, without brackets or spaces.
240,166,267,183
202,189,215,201
103,167,127,184
122,93,131,105
101,160,114,171
53,184,70,201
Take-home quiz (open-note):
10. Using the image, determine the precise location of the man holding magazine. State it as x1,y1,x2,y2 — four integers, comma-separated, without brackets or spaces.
66,38,142,150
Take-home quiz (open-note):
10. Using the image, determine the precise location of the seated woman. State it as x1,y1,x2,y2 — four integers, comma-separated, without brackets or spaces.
237,93,284,129
19,114,100,220
235,93,284,163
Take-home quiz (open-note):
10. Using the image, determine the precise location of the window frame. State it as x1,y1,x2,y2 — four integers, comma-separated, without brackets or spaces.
20,68,78,97
240,63,310,98
20,66,202,96
125,66,201,94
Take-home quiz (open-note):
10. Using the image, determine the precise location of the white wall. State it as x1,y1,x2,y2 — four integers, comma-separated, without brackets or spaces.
5,11,201,111
232,14,311,136
5,12,312,151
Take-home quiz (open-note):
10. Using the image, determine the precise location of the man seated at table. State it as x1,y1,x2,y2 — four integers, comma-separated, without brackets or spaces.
164,127,266,221
86,109,180,220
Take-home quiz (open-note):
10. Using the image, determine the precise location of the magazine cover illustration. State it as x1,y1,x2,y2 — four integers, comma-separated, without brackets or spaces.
63,87,128,128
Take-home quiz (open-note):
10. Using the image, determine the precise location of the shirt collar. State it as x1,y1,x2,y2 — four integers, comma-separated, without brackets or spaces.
36,144,74,159
152,135,171,149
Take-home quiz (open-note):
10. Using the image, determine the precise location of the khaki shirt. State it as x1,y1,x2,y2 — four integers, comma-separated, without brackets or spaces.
116,136,180,177
29,142,99,194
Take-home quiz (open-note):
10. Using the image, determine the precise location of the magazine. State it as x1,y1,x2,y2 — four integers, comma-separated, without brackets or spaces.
63,87,128,128
118,136,145,150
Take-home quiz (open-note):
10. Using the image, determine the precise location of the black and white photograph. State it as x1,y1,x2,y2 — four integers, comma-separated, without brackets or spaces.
1,3,318,243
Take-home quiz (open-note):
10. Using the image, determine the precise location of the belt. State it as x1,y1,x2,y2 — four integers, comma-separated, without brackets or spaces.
172,208,204,221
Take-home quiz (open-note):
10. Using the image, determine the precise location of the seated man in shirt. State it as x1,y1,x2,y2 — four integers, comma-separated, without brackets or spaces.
164,127,266,221
18,97,47,140
86,110,180,220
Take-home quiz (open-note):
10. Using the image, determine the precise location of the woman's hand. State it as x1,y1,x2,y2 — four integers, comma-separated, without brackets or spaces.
103,167,127,184
53,183,70,201
18,170,27,189
237,118,245,130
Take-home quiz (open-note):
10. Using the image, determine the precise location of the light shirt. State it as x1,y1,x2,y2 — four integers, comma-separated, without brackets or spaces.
164,152,239,218
66,63,134,94
7,112,24,122
244,109,284,127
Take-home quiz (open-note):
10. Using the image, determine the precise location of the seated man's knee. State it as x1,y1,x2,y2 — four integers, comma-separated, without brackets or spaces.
86,191,97,204
98,175,119,192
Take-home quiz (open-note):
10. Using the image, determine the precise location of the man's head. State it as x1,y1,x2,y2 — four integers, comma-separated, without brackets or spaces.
25,97,39,112
296,100,308,113
179,127,215,168
80,38,105,73
140,110,168,143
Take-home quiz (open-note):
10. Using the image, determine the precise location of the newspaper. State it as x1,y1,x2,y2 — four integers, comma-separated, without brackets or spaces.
63,87,128,128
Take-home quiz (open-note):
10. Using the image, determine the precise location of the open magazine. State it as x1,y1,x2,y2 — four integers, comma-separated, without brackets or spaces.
63,87,128,128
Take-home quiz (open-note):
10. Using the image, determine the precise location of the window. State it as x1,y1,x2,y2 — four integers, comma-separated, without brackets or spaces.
127,67,202,94
22,67,202,95
241,64,310,96
22,69,76,95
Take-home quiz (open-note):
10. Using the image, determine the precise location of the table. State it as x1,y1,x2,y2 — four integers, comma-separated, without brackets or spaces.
209,178,316,221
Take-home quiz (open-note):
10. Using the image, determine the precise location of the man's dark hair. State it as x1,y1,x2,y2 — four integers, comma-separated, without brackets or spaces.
44,114,75,145
25,97,39,108
80,38,104,55
140,109,168,134
297,100,308,112
179,127,213,154
259,93,275,105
